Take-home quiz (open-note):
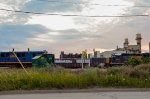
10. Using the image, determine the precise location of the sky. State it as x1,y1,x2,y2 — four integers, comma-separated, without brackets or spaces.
0,0,150,57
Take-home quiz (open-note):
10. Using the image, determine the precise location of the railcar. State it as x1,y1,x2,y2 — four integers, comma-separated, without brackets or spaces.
90,58,106,67
141,53,150,58
108,53,145,66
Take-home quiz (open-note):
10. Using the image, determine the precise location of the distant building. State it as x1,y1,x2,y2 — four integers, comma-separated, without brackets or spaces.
101,34,142,58
122,34,142,54
88,53,93,59
60,51,82,59
101,50,126,58
94,51,100,58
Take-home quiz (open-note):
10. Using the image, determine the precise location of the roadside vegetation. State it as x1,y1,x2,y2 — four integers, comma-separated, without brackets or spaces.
126,57,150,66
0,64,150,91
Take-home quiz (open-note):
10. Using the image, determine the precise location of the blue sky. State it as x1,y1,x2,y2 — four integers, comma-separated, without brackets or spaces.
0,0,150,57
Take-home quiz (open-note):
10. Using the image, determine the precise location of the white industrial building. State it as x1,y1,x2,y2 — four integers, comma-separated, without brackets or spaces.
100,50,126,58
100,34,142,58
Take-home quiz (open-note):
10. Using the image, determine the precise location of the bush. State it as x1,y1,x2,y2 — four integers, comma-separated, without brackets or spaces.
126,57,150,66
141,58,150,64
126,58,141,66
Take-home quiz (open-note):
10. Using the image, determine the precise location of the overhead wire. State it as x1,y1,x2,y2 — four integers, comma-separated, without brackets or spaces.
0,0,150,18
0,8,149,17
36,0,150,8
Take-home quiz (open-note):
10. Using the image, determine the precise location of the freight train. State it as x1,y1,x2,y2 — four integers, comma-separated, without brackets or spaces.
109,53,150,66
0,50,149,68
54,53,150,68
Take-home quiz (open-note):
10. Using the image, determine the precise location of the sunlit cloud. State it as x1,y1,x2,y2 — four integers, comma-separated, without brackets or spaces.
27,15,85,30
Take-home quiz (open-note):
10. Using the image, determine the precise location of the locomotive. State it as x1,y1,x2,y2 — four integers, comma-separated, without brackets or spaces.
0,50,47,68
105,53,150,66
54,53,150,68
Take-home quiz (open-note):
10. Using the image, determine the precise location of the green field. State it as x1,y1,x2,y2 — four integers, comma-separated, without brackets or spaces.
0,64,150,91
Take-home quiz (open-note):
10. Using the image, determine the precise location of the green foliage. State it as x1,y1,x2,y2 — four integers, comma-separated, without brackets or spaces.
141,58,150,64
126,57,150,66
32,54,54,68
126,58,141,66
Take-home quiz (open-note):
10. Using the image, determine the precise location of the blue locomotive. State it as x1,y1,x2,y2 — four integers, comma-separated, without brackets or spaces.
87,53,150,68
0,50,47,67
105,53,150,66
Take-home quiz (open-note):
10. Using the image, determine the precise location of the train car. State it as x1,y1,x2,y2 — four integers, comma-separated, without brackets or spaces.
55,59,78,68
141,53,150,58
90,58,106,67
110,53,142,66
54,59,91,68
0,50,47,68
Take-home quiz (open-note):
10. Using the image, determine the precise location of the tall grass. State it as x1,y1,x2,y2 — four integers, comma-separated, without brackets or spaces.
0,65,150,91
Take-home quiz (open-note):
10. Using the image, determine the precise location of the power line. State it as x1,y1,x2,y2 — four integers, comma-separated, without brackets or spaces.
0,8,149,17
36,0,150,8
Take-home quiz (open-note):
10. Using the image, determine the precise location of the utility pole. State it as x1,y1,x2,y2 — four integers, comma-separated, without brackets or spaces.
88,59,90,67
82,57,84,69
12,51,28,75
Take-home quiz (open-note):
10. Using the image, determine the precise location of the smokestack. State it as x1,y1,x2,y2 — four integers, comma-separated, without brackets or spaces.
124,38,129,49
93,49,95,52
136,34,142,53
28,48,30,52
116,45,119,50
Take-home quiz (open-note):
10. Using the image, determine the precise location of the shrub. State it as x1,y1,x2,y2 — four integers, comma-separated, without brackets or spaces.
126,57,150,66
141,58,150,64
126,58,141,66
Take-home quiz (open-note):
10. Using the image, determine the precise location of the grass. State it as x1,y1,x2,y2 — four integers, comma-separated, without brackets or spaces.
0,65,150,91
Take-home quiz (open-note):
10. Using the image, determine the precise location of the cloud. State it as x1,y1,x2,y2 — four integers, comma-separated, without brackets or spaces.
0,0,86,23
133,0,150,5
49,29,102,40
10,28,103,56
125,0,150,14
25,28,103,43
0,0,88,24
22,0,86,13
87,16,150,52
70,0,150,52
0,0,30,23
0,23,49,49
